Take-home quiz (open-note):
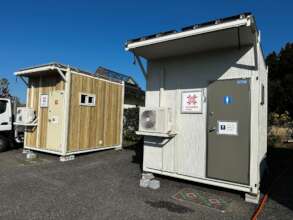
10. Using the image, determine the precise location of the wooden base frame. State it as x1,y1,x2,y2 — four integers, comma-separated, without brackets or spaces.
24,144,122,157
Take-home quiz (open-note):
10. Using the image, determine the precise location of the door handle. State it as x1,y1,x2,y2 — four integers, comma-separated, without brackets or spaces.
208,127,216,132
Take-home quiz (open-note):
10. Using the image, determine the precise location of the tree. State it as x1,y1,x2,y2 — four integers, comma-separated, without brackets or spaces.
0,78,10,98
266,42,293,115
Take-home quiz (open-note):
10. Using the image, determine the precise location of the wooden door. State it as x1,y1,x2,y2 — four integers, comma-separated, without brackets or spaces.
46,91,65,151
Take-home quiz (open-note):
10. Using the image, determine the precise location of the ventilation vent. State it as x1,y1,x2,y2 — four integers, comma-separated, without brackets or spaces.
141,110,156,130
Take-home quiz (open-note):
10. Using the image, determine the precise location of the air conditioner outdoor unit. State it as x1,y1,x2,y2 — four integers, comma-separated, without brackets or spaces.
139,107,173,134
16,107,36,124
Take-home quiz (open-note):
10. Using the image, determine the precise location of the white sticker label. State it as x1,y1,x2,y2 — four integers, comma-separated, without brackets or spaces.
217,121,238,136
181,90,203,113
40,94,49,108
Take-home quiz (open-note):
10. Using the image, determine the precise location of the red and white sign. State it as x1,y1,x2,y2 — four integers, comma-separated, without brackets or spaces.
181,90,203,113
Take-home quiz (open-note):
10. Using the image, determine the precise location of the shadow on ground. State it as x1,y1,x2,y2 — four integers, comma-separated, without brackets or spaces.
124,138,144,170
145,200,194,214
124,139,246,201
260,146,293,212
126,139,293,217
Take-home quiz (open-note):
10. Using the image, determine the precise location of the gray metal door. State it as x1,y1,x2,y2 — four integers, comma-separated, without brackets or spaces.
207,79,250,185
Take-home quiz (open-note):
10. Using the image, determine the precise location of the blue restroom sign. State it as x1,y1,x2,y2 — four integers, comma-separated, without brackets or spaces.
224,96,232,105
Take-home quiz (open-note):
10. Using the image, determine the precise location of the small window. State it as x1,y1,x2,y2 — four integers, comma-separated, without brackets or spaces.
0,100,8,114
80,94,87,104
260,84,265,105
88,96,94,104
79,93,96,106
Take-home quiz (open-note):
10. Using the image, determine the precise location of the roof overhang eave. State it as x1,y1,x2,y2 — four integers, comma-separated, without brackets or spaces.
125,16,254,52
14,65,60,76
14,64,70,81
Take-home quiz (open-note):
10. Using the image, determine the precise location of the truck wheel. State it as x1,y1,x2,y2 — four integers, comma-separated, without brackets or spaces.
0,136,9,152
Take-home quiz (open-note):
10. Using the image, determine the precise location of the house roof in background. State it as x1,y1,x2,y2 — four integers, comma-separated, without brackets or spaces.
95,66,139,87
15,63,143,93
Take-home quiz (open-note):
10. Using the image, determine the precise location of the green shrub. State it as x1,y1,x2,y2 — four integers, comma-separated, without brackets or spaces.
269,111,292,127
123,107,141,144
268,133,281,147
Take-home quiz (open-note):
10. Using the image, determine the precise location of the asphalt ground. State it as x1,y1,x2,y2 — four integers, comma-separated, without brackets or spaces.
0,146,292,220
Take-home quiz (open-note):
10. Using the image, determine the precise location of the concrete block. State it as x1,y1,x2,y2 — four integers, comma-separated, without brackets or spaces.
115,146,122,151
142,173,154,180
245,192,260,204
26,151,37,159
22,149,30,154
60,155,75,162
140,178,150,188
149,179,160,190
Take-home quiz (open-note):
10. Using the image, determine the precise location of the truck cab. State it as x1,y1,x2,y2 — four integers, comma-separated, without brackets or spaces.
0,97,24,151
0,98,12,132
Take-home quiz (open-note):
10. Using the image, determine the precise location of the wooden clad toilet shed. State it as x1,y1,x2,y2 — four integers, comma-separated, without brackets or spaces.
15,63,124,160
126,13,267,203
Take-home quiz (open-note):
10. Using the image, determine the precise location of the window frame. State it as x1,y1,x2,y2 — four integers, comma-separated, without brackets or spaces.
260,84,265,105
79,93,96,107
0,100,8,114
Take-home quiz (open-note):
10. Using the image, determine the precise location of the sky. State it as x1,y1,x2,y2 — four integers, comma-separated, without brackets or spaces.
0,0,292,102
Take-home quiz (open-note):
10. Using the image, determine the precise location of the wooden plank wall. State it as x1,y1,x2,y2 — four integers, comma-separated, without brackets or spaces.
67,73,123,152
25,74,65,149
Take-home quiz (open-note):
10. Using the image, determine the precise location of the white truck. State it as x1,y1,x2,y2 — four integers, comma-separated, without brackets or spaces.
0,97,24,151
